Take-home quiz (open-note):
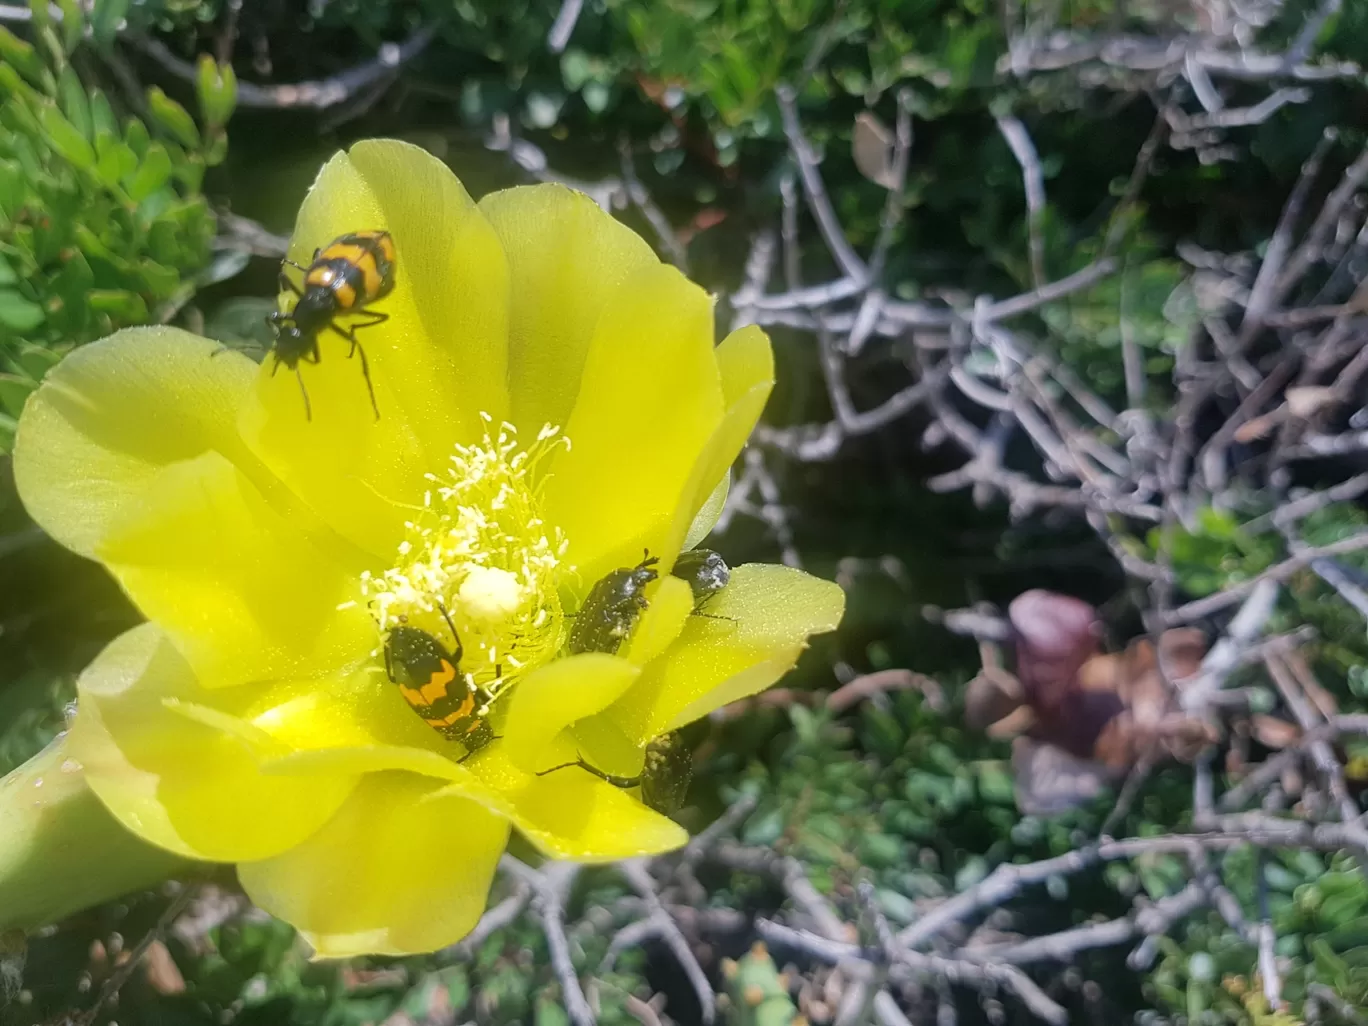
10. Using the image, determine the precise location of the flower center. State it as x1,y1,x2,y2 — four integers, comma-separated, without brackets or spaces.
361,415,571,696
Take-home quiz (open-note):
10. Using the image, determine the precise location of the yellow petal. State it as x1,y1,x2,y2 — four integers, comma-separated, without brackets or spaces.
570,714,645,779
504,770,688,861
240,139,510,557
416,744,685,861
238,772,508,957
624,574,693,668
246,664,447,754
606,564,845,744
478,183,659,438
67,624,355,861
500,653,640,772
544,263,725,591
96,450,375,688
664,324,774,558
683,472,729,551
13,327,257,559
261,744,474,783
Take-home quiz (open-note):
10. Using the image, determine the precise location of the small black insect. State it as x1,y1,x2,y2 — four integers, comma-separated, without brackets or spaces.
567,553,659,655
268,230,396,421
670,548,731,608
536,732,693,815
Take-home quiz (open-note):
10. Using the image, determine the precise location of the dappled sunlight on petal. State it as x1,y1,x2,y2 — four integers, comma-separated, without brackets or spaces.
665,325,774,558
13,327,258,559
605,564,845,745
480,183,659,438
238,772,508,957
624,575,693,668
500,653,639,773
67,624,355,862
96,450,375,689
544,263,724,592
505,770,688,861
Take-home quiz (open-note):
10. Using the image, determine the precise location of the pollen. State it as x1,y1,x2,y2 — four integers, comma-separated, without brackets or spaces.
362,415,571,693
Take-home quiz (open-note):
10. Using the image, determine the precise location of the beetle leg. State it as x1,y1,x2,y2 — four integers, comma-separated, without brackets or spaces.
277,268,304,296
295,369,313,422
330,323,380,420
436,603,464,663
536,756,642,790
350,308,390,328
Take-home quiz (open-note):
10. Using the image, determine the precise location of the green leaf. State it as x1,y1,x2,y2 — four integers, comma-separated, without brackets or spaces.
136,258,179,297
87,289,147,322
93,129,124,187
73,223,126,270
148,220,179,265
203,296,275,347
123,115,149,157
89,0,129,47
0,256,17,286
12,342,60,378
202,128,228,167
38,104,96,170
0,26,45,87
146,86,200,150
0,161,25,221
0,290,45,333
89,88,117,137
534,996,570,1026
0,62,41,110
55,0,83,54
195,55,236,128
45,249,93,331
0,373,36,418
582,81,610,114
175,152,204,193
125,142,172,201
27,0,49,32
57,65,91,140
35,25,63,78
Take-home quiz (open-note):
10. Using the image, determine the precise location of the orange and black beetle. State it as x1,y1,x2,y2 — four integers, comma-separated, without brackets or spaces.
269,230,396,420
382,619,495,759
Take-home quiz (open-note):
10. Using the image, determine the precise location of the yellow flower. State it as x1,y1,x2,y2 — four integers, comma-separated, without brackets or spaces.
7,140,844,956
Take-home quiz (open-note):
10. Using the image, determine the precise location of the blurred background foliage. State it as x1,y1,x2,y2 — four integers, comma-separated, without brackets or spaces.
1,0,1367,1024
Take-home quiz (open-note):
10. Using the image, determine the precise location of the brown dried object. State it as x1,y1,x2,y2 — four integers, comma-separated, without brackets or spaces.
965,590,1219,812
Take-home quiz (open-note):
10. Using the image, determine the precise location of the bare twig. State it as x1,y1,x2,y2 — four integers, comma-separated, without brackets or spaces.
1256,853,1284,1010
776,85,868,283
1239,128,1338,341
827,669,946,713
1165,533,1368,626
758,918,1068,1025
894,818,1368,954
546,0,585,53
77,884,197,1026
446,884,531,959
995,113,1048,289
866,91,915,285
1245,474,1368,533
1221,714,1368,811
132,25,437,109
615,861,716,1025
502,858,595,1026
